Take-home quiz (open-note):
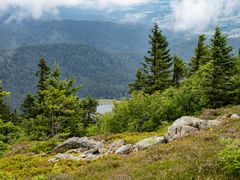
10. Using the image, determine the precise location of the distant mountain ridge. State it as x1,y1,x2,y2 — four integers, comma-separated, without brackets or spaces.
0,43,141,108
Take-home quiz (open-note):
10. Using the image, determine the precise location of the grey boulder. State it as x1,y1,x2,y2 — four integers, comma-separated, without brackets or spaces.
108,139,125,154
53,137,104,153
165,116,221,142
230,114,240,120
115,144,133,155
133,136,166,150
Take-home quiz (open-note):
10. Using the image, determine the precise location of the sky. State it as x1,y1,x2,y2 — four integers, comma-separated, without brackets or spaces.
0,0,240,33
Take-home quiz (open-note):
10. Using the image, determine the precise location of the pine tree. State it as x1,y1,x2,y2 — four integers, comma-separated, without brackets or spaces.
39,66,80,136
79,97,98,127
0,81,10,122
21,94,36,118
129,69,145,93
130,23,173,94
173,55,185,86
204,27,236,108
36,58,50,103
189,35,208,75
229,48,240,104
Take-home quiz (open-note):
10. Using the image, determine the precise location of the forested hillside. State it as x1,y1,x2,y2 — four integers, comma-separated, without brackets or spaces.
0,44,140,108
0,20,148,54
1,20,239,59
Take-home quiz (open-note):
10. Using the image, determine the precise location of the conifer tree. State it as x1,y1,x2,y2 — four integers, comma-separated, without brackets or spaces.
173,55,185,86
36,58,50,102
129,69,145,93
229,48,240,104
21,94,36,118
204,27,236,108
0,81,10,122
79,97,98,127
188,35,208,75
130,23,172,94
39,66,81,136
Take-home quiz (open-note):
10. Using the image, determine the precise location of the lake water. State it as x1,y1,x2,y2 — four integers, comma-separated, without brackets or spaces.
97,104,113,114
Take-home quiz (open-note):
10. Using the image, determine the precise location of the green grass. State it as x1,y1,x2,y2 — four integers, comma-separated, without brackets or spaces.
0,106,239,179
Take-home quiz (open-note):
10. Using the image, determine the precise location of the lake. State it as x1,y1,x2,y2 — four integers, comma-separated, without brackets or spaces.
97,104,113,114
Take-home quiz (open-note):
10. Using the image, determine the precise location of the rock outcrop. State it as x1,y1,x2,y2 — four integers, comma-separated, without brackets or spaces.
165,116,221,142
108,139,125,154
115,144,133,155
133,136,166,151
49,114,239,163
230,114,240,120
53,137,104,153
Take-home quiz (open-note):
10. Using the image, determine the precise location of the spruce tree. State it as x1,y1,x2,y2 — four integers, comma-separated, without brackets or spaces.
173,55,185,87
21,94,36,118
129,69,145,93
130,23,173,94
0,81,10,122
204,27,236,108
189,35,208,75
39,66,81,136
36,58,50,102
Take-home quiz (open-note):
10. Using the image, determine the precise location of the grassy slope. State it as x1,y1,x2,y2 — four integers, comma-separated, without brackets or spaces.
0,106,239,179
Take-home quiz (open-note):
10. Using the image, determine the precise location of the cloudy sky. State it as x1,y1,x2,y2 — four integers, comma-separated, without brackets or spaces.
0,0,240,32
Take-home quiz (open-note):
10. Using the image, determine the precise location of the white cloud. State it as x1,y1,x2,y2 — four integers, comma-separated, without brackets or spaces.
0,0,153,21
168,0,240,32
120,12,152,23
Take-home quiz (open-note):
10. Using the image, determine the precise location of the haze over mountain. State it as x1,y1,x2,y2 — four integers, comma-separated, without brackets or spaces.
0,0,239,109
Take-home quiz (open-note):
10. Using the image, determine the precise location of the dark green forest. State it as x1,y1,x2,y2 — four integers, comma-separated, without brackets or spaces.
0,44,140,108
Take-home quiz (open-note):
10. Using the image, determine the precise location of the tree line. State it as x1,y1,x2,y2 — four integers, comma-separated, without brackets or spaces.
0,59,98,144
97,24,240,133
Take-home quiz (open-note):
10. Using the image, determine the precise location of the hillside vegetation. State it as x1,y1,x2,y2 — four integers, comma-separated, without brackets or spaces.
0,24,239,179
0,106,239,179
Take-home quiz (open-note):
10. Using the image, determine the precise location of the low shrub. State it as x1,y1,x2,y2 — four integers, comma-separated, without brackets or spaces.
218,138,240,177
0,141,7,157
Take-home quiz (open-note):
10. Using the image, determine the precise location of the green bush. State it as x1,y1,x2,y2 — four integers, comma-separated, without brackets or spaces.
0,141,7,157
218,139,240,177
98,74,209,134
29,139,59,154
0,119,25,144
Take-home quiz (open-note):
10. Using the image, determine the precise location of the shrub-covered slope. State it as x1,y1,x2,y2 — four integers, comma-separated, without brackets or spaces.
0,106,239,179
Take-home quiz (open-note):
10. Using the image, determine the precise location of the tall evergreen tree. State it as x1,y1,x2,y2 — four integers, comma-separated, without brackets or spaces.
36,58,50,102
21,94,36,118
189,34,208,75
0,81,10,122
130,23,173,94
173,55,185,87
204,27,236,108
39,66,81,136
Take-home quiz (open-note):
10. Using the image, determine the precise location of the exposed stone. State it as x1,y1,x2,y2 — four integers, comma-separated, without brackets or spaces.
133,136,166,150
48,153,82,163
165,116,221,142
66,147,89,154
108,139,125,153
230,114,240,120
48,152,101,163
115,144,133,155
226,128,238,134
53,137,104,153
